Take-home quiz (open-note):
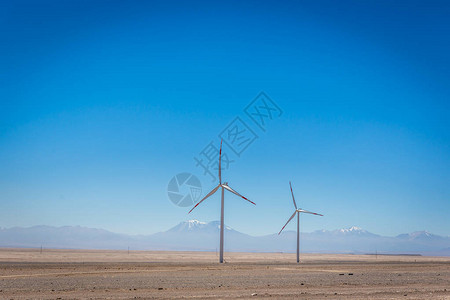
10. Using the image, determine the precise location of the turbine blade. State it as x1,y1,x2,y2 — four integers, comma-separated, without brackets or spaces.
188,184,220,214
219,139,222,184
278,211,297,235
222,184,255,205
299,209,323,216
289,181,297,209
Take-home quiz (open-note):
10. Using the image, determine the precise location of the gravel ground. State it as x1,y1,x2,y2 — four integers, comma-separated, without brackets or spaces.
0,249,449,299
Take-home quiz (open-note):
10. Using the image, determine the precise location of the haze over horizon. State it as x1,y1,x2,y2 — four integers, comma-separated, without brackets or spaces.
1,0,449,238
1,219,447,238
2,220,449,256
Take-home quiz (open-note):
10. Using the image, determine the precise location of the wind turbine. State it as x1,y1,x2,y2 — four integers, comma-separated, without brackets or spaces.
189,139,255,263
278,182,323,263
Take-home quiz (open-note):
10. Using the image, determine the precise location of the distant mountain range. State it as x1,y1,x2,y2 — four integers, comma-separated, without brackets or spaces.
1,220,449,256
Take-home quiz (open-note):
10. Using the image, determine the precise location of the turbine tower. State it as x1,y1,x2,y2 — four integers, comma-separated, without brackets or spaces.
189,139,255,263
278,182,323,263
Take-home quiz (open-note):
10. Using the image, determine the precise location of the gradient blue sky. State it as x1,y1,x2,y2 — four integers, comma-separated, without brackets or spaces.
1,0,449,237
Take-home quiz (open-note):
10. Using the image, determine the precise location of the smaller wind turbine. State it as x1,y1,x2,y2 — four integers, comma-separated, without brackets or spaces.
189,139,255,263
278,182,323,263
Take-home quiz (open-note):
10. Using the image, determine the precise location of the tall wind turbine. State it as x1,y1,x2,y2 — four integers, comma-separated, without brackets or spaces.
278,182,323,263
189,139,255,263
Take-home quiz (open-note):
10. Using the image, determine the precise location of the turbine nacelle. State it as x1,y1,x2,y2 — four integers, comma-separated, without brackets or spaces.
296,209,323,216
188,141,255,215
278,182,323,235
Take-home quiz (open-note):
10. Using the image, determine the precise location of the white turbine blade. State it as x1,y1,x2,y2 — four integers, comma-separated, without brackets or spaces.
278,211,297,235
219,139,222,184
289,181,297,209
299,209,323,216
188,184,220,214
222,184,255,205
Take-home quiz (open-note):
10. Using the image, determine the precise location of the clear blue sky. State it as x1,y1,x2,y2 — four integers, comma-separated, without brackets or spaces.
1,0,449,237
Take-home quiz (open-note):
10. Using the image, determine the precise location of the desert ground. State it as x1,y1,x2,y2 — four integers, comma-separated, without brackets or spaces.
0,248,449,299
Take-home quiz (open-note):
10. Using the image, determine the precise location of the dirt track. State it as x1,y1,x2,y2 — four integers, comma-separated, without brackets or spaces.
0,248,449,299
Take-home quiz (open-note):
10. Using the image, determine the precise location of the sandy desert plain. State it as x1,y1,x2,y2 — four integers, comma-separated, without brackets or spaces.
0,248,449,299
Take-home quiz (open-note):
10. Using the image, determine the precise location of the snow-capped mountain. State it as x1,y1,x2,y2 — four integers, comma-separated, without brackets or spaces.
167,220,234,233
167,220,207,232
396,231,444,241
337,226,371,235
1,221,449,256
312,226,379,237
147,220,249,251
